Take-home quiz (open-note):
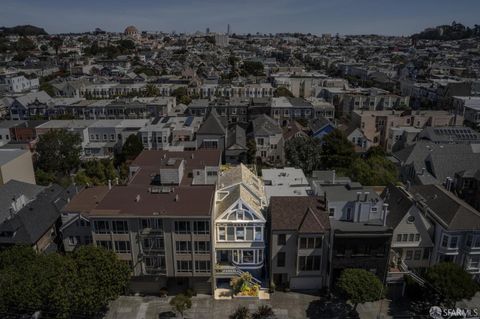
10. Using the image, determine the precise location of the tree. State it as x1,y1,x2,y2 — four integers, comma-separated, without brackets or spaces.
230,306,250,319
71,246,131,316
35,168,56,186
39,81,55,96
35,129,82,174
252,305,275,319
347,156,398,186
240,61,264,76
246,138,257,164
15,36,36,51
169,294,192,318
321,129,355,170
122,134,143,161
424,262,479,307
336,268,384,311
0,246,130,318
145,84,160,97
285,136,322,175
117,39,135,51
273,87,294,98
171,87,191,105
49,37,63,55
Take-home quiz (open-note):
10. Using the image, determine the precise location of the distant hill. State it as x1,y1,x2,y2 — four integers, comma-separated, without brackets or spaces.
412,22,480,41
0,25,48,36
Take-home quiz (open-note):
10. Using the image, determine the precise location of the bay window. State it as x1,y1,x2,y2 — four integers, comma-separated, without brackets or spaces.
236,228,245,241
255,227,263,241
242,250,254,263
218,227,226,241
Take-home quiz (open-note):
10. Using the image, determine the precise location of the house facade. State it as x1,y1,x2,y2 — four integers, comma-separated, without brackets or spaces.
269,196,331,290
213,164,267,287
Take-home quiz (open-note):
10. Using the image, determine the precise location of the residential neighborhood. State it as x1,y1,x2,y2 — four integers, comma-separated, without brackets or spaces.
1,3,480,318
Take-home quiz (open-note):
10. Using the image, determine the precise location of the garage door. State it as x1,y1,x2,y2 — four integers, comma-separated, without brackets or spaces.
290,276,323,290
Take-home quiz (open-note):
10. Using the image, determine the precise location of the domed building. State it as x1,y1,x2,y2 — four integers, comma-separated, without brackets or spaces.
124,25,139,39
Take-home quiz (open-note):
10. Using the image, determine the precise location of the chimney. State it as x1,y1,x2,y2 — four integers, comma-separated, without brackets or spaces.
135,194,141,202
108,179,112,190
420,168,425,175
356,192,361,201
382,203,389,226
332,170,336,184
363,192,370,202
11,196,17,212
406,180,411,191
191,153,194,159
175,194,179,202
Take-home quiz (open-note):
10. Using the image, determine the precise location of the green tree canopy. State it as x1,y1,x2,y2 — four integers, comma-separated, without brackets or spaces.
35,129,82,174
144,84,160,97
49,37,63,54
285,136,323,175
336,268,385,310
347,155,398,186
240,61,264,76
321,129,355,170
35,169,56,186
15,36,36,51
39,81,55,96
273,86,294,98
424,262,479,306
122,134,144,160
75,159,118,186
169,294,192,318
0,245,130,318
171,87,192,105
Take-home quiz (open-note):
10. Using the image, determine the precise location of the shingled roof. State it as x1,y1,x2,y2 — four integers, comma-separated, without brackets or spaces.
270,196,330,233
410,184,480,231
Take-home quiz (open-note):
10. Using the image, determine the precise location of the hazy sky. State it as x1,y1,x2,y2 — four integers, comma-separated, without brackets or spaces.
1,0,479,35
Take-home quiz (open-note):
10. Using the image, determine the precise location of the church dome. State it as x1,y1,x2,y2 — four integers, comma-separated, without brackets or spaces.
124,25,139,35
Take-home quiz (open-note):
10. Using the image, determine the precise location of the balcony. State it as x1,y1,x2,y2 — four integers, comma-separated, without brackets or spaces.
215,263,239,278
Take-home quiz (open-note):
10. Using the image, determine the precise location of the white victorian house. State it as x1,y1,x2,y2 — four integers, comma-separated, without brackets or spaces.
213,164,267,285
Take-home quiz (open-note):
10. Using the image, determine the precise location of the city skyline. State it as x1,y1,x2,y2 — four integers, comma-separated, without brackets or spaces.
1,0,479,36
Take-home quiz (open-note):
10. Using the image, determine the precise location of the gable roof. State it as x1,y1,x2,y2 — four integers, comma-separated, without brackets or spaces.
0,180,45,224
252,114,282,136
410,184,480,231
381,184,415,228
197,109,226,135
0,184,73,246
298,207,328,233
309,117,334,134
15,91,52,108
227,125,247,150
270,196,330,232
393,141,480,185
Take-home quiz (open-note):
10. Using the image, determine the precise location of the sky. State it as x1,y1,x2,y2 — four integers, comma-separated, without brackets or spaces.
0,0,479,36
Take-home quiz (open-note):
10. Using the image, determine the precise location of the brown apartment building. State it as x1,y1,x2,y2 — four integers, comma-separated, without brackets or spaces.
351,109,463,150
61,149,222,294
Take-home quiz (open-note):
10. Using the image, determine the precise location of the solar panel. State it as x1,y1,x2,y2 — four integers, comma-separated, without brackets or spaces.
184,116,194,127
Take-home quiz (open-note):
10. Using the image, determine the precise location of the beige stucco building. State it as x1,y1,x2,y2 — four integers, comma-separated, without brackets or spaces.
0,149,36,185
